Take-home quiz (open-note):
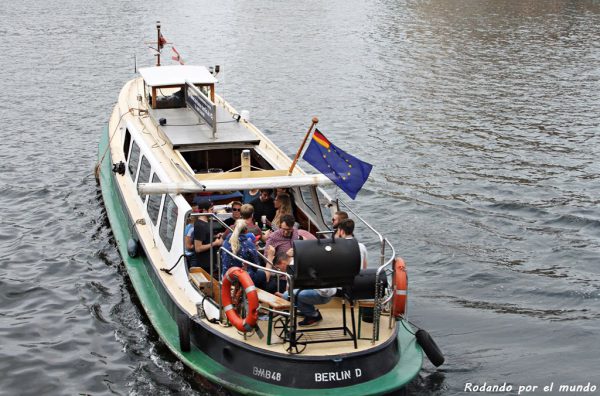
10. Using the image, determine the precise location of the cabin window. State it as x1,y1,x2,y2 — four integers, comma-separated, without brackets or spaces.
298,186,318,216
128,142,140,179
159,195,178,251
153,86,185,109
146,173,162,225
123,129,132,160
315,187,332,226
137,155,151,202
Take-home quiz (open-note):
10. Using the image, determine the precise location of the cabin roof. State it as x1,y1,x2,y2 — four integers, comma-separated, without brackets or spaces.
139,65,218,86
148,107,260,149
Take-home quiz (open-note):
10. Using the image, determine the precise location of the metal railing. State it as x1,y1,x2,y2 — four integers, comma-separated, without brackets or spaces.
336,199,399,343
218,246,296,341
188,204,402,345
187,213,273,280
337,199,387,266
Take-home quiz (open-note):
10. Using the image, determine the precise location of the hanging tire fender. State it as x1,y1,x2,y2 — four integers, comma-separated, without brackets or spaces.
416,329,445,367
177,314,191,352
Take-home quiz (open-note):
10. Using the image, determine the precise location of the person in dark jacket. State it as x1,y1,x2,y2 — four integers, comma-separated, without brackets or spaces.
250,189,276,224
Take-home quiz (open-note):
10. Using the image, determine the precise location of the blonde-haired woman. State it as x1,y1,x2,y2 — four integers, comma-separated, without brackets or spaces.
221,219,260,276
271,193,293,230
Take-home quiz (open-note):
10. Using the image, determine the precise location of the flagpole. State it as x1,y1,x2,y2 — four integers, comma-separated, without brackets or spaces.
288,117,319,175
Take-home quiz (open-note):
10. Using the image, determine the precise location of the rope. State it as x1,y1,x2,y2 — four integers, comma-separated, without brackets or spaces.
400,317,422,336
160,254,185,275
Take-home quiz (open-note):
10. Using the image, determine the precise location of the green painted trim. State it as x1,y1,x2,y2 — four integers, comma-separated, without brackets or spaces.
97,125,423,395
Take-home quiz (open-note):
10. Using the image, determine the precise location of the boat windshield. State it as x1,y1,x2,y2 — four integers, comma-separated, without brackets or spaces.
152,86,185,109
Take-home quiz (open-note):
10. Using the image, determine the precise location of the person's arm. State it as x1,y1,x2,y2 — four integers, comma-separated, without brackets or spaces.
264,234,273,256
185,235,194,251
194,224,223,253
264,245,276,282
194,236,216,253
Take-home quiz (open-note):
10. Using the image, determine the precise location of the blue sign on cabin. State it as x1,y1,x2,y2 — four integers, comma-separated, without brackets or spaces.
186,82,216,135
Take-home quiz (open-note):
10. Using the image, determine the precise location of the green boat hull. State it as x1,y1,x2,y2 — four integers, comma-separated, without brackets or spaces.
97,125,423,395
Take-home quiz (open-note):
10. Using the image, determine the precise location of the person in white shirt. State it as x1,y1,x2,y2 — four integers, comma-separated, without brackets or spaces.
337,218,368,269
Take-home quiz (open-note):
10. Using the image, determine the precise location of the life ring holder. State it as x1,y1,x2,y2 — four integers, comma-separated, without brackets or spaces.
392,257,408,318
221,267,259,332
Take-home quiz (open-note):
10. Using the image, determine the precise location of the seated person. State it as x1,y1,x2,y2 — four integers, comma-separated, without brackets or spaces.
264,214,299,257
276,187,297,217
242,204,262,236
271,192,293,230
243,188,260,204
250,189,276,224
223,203,262,238
252,251,290,294
337,218,368,269
332,210,348,235
221,219,261,276
281,287,336,327
224,201,242,228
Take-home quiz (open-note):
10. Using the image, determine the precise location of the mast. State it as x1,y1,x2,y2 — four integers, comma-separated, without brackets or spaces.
156,21,161,66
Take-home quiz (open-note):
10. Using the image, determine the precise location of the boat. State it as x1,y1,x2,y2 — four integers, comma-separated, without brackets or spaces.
96,22,443,395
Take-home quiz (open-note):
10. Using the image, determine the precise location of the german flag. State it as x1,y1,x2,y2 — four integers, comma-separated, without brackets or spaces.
312,129,330,149
302,128,372,200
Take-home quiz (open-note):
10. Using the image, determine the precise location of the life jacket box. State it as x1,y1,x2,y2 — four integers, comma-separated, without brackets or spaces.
346,268,389,301
292,238,361,289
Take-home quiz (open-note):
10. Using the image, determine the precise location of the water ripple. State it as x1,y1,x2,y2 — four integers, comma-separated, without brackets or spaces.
2,0,600,394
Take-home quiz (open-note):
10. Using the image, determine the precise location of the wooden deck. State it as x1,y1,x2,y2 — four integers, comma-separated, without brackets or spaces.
204,297,394,356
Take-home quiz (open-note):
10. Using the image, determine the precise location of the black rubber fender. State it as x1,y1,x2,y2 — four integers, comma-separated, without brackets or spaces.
416,329,444,367
127,238,139,258
177,314,191,352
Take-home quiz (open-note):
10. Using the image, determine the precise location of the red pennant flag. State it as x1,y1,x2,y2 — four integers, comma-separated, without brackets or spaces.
171,46,184,65
158,33,167,50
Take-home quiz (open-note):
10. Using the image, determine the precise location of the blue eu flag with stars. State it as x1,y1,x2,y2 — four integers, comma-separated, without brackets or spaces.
302,129,373,199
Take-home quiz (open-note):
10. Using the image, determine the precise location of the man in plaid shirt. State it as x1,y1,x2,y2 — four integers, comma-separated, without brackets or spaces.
264,214,299,257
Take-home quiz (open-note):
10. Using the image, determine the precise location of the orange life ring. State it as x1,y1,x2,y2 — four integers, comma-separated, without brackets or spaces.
392,257,408,317
221,267,259,332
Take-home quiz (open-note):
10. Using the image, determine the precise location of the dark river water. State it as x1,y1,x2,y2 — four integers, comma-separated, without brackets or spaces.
1,0,600,395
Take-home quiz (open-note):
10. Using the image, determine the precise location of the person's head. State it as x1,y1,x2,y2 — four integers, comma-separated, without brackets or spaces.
230,201,242,220
276,187,290,195
273,251,291,272
279,214,295,238
240,204,255,220
337,218,355,238
197,200,214,214
259,189,273,202
274,192,291,211
230,219,247,254
187,204,200,224
332,211,348,229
